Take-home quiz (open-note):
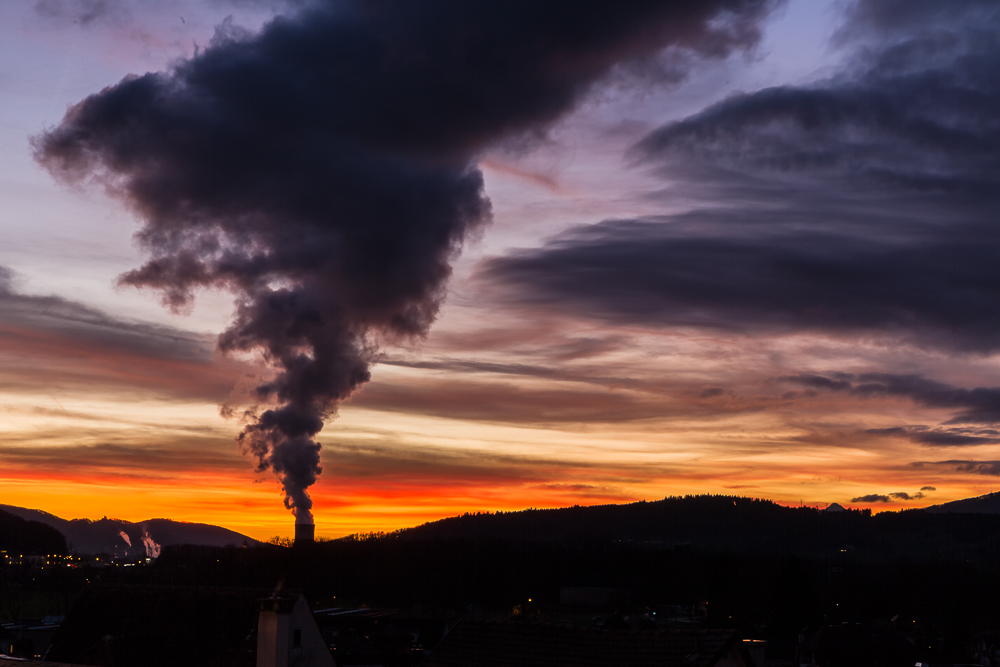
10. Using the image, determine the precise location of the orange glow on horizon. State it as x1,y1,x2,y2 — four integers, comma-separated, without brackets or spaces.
2,454,992,543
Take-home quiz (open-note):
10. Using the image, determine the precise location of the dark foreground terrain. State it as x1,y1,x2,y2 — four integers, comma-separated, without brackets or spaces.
5,495,1000,666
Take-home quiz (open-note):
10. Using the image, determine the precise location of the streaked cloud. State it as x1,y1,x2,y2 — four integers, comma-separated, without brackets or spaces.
0,265,242,400
912,460,1000,477
481,0,1000,351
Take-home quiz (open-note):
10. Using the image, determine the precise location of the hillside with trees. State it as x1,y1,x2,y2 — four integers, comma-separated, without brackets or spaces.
0,508,67,556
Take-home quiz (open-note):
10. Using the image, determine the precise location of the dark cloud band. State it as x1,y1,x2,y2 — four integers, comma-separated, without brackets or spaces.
482,0,1000,352
482,215,1000,351
785,373,1000,426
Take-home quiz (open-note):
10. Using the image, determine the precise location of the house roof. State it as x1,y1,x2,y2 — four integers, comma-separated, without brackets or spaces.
422,621,750,667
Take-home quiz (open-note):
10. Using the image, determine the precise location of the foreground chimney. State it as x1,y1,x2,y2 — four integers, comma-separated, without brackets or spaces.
294,523,315,545
257,595,333,667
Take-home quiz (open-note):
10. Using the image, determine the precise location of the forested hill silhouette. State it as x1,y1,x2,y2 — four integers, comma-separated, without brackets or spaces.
398,495,792,542
925,490,1000,515
394,495,1000,563
0,508,67,555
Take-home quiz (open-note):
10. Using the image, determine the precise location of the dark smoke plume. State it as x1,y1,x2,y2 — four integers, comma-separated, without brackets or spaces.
34,0,777,522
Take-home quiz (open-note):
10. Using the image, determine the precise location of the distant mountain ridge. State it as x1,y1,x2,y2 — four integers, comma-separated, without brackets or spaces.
0,504,261,557
925,491,1000,515
8,491,998,559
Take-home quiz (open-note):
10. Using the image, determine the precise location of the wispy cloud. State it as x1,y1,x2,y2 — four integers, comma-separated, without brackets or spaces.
0,266,241,400
481,0,1000,352
912,460,1000,477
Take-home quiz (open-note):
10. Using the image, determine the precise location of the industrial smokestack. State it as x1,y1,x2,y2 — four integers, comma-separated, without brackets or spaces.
294,523,315,546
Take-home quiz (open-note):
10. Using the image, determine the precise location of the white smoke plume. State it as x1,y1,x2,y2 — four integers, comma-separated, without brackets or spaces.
142,528,161,559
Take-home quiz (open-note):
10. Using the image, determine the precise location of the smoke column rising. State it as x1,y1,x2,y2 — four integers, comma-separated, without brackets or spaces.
34,0,778,523
142,528,162,559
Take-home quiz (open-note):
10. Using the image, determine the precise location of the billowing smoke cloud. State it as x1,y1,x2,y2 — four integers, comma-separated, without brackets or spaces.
482,0,1000,352
34,0,777,522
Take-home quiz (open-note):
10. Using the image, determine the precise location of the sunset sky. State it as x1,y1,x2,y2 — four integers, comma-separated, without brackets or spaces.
2,0,1000,540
